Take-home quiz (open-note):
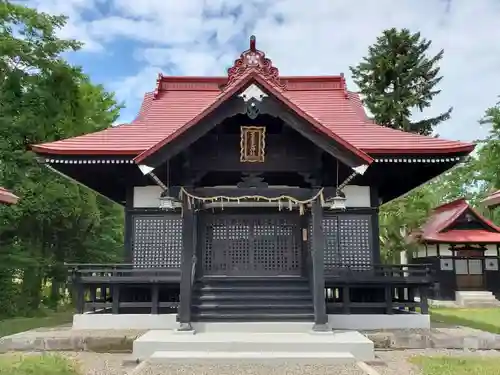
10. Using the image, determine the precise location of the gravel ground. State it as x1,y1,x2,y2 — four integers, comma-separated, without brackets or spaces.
3,349,500,375
62,352,134,375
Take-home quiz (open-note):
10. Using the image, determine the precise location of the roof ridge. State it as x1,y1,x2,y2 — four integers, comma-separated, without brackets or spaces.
433,197,468,212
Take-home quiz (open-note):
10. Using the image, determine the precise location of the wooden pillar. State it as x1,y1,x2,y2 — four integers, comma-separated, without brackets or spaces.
112,285,120,314
151,284,159,314
384,286,393,314
342,286,350,314
311,197,328,331
370,188,381,264
124,187,134,262
178,195,196,331
419,286,429,314
408,288,416,312
90,286,96,312
75,280,84,314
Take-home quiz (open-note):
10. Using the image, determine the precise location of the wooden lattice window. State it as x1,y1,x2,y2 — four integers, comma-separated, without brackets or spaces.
132,214,182,268
309,213,373,270
337,215,372,270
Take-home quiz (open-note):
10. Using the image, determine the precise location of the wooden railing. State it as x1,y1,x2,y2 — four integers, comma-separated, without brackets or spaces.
67,263,181,283
66,263,180,314
324,263,433,283
66,262,432,315
323,263,432,314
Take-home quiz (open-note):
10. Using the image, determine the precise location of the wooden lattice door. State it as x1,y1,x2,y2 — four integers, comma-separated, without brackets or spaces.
200,212,302,277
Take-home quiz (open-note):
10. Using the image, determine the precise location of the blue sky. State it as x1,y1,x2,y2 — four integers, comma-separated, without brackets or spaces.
24,0,500,142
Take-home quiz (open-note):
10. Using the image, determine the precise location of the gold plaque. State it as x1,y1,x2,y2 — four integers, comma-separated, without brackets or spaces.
240,126,265,163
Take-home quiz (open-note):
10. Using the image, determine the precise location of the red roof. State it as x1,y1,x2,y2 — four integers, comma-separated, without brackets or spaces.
31,37,475,157
415,198,500,243
135,71,373,164
482,190,500,208
0,187,19,205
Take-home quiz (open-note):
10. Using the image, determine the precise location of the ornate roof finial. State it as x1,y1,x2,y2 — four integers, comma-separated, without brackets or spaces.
226,35,286,90
339,72,349,99
153,73,164,99
249,35,256,52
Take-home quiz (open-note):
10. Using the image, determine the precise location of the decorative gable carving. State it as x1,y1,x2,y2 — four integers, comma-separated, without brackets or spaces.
226,35,286,90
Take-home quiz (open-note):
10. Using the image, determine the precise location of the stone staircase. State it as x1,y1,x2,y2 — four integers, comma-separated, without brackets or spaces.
191,276,314,322
455,291,500,307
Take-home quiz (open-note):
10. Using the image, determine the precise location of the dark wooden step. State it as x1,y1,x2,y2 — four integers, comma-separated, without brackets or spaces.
195,285,311,294
196,293,312,302
199,276,309,282
194,301,313,309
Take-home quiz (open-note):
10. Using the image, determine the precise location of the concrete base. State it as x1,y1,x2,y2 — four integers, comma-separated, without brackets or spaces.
72,313,177,330
72,313,429,331
328,313,430,330
148,350,356,364
132,330,374,362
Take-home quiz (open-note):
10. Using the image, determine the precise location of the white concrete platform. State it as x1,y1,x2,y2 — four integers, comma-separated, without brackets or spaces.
148,350,356,364
132,330,374,362
72,313,177,330
72,313,429,331
328,313,430,330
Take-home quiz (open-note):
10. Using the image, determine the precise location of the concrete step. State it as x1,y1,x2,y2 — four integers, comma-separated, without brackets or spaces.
132,330,374,362
148,350,356,364
456,291,495,295
459,300,500,308
458,296,498,300
191,321,314,333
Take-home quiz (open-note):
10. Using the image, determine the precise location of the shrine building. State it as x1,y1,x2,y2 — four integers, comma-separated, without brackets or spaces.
406,198,500,306
31,36,475,332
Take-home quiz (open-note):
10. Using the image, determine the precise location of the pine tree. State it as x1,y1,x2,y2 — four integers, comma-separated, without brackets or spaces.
350,28,452,135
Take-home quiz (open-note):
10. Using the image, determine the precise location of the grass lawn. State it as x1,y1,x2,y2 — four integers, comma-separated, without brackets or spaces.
411,356,500,375
0,354,80,375
430,308,500,333
0,309,74,337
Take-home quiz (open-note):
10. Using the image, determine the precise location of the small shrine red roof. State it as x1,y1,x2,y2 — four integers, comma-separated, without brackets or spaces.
31,36,475,157
0,187,19,205
414,198,500,243
482,190,500,208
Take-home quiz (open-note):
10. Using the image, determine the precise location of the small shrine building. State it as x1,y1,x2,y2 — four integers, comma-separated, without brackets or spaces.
407,198,500,301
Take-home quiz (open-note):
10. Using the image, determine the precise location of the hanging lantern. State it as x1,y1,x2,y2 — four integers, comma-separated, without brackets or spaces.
326,193,347,210
159,189,179,211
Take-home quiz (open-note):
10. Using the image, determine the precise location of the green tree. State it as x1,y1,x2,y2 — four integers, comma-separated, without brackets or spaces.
0,1,124,315
350,28,452,135
379,162,479,263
